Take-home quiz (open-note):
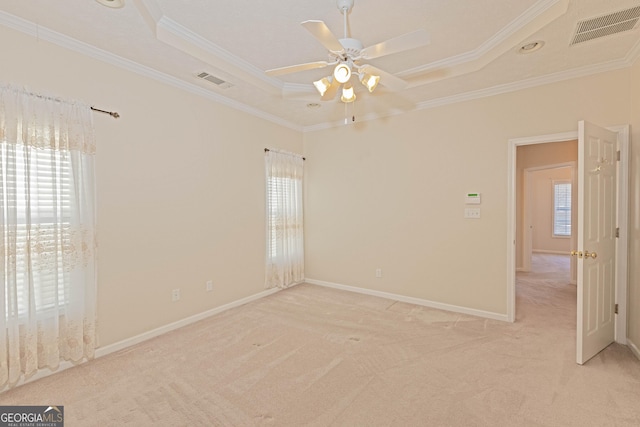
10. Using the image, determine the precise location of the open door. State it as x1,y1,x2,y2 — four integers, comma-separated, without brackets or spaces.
575,121,617,365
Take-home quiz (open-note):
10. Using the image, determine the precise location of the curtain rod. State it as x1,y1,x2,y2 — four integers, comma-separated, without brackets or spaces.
90,106,120,119
264,148,305,161
3,86,121,119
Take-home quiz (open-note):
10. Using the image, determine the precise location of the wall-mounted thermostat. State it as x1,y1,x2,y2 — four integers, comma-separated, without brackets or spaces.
466,193,481,204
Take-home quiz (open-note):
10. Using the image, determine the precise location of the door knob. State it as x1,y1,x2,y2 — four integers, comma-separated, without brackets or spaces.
584,251,597,259
570,250,583,258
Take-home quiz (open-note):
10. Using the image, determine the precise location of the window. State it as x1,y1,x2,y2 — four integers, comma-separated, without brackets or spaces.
265,150,304,289
1,85,97,387
3,145,74,316
553,181,571,237
267,175,301,259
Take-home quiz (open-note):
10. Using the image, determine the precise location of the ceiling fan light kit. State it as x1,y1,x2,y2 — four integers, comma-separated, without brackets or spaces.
340,85,356,103
360,73,380,93
265,0,430,104
333,63,352,84
313,77,332,96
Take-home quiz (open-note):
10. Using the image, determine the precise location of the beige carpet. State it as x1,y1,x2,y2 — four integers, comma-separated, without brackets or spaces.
2,255,640,426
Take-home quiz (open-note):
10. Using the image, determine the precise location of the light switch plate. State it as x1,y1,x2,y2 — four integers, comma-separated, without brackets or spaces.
465,208,481,219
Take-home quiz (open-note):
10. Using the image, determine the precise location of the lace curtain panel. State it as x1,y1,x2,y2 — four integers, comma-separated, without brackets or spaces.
265,150,304,289
0,85,97,389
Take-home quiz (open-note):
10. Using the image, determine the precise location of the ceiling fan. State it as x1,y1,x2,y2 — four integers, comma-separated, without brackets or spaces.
265,0,430,103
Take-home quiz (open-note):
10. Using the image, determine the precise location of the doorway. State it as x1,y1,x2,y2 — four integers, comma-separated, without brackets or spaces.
506,126,629,349
516,253,574,327
522,161,577,283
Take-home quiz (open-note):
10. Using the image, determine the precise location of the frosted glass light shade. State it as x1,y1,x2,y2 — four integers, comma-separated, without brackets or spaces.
361,73,380,93
313,77,332,96
333,64,351,84
341,85,356,103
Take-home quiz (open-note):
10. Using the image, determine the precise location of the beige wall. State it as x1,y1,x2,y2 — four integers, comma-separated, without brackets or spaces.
1,21,639,350
629,58,640,351
304,69,632,316
0,25,303,347
530,167,572,253
515,141,577,268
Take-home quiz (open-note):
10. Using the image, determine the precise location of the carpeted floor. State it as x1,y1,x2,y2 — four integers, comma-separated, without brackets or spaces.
2,254,639,426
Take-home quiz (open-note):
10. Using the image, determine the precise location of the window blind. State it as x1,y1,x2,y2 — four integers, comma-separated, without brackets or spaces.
2,143,74,317
267,176,302,259
264,150,304,289
553,182,571,237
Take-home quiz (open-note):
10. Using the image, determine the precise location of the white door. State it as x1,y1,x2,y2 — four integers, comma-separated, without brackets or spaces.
575,121,617,365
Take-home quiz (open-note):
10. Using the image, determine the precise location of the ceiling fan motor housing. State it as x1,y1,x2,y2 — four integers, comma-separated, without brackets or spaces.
336,0,354,13
338,37,363,58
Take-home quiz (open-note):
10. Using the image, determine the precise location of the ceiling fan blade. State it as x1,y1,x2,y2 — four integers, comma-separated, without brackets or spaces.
360,29,430,60
265,61,330,77
301,20,345,53
359,65,408,92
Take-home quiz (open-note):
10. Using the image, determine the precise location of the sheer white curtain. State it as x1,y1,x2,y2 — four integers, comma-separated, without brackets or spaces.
265,150,304,289
0,85,97,389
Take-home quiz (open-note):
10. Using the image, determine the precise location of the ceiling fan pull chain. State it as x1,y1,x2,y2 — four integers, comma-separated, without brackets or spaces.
344,102,348,125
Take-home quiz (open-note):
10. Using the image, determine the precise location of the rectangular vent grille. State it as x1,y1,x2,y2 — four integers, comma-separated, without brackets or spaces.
571,6,640,45
196,72,233,89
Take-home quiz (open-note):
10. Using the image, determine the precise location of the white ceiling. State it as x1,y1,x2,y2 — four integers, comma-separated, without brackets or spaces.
1,0,639,131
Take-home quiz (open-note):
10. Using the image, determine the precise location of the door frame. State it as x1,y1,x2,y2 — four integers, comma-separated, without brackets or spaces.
506,125,629,344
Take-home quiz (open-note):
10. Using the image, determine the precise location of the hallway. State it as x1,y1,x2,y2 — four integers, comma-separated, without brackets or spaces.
516,253,574,320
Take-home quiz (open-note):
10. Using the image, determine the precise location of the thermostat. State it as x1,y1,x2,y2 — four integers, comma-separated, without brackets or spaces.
466,193,481,204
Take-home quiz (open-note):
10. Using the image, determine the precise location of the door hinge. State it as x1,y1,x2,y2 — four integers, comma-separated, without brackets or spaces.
616,227,620,238
617,150,621,161
615,303,619,314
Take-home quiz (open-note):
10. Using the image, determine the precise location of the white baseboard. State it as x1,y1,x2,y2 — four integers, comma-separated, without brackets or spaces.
96,287,281,358
3,279,507,393
628,338,640,361
2,286,287,394
305,278,509,322
0,359,80,394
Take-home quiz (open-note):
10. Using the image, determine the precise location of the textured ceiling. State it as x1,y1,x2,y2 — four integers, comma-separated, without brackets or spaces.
0,0,639,131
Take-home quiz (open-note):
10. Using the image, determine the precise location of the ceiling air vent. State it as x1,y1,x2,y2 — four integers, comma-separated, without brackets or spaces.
196,72,234,89
571,6,640,46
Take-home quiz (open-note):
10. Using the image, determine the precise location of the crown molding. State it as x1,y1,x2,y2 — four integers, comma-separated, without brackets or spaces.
134,0,283,96
304,53,635,132
414,55,634,111
627,36,640,66
0,8,35,35
155,15,281,93
399,0,569,78
2,4,637,135
0,10,301,132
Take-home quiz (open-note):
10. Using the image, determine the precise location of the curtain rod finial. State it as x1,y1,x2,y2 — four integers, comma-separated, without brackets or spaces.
91,106,120,119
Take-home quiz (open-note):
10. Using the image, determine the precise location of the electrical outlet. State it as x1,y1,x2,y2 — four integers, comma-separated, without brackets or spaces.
206,280,213,292
375,268,382,278
172,288,180,302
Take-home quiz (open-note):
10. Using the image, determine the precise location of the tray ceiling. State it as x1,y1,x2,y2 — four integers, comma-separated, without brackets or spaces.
0,0,639,131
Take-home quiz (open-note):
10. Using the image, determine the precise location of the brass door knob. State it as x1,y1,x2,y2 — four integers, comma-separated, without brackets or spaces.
570,250,583,258
584,251,597,259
